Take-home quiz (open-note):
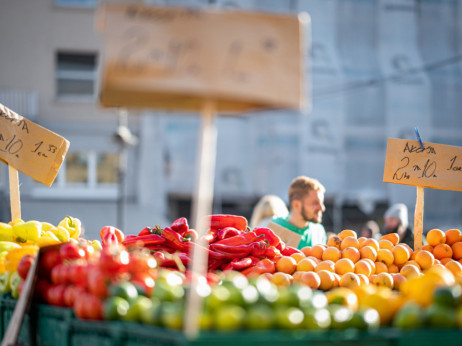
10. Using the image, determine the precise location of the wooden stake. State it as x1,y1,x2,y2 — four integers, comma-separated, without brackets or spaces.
184,100,217,339
414,186,424,251
8,165,21,221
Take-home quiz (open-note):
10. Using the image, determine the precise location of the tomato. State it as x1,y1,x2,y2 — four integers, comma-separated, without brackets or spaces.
63,285,77,307
87,265,109,299
34,279,51,302
74,291,103,320
17,254,35,280
59,242,86,261
39,250,62,279
47,284,67,306
68,263,88,288
51,263,70,285
98,246,129,275
131,272,155,296
127,251,157,276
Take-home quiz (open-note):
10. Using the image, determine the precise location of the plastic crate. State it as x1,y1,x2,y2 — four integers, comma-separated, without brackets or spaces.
68,318,118,346
0,294,35,346
398,329,462,346
118,322,188,346
36,303,74,346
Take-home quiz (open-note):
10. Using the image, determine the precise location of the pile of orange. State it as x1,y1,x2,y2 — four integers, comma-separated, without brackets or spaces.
267,228,462,292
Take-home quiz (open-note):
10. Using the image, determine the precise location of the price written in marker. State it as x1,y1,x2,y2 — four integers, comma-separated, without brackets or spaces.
383,138,462,191
0,103,69,186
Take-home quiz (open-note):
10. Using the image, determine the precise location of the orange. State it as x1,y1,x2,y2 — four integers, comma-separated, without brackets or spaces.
327,236,342,249
432,243,453,260
380,233,400,246
317,269,335,290
315,260,335,273
391,273,406,290
296,257,317,272
332,273,341,288
399,264,420,279
414,250,435,270
357,273,369,286
368,274,377,284
297,271,321,289
422,244,434,252
276,256,297,274
392,244,410,265
358,237,367,247
290,252,306,264
445,260,462,276
445,229,462,246
360,246,378,262
375,261,388,274
354,260,373,277
361,238,380,251
270,272,292,287
362,258,376,275
439,257,453,265
373,272,394,289
339,272,360,288
379,239,394,250
322,247,341,262
426,228,446,247
300,246,312,257
307,256,321,264
338,229,357,240
377,248,394,266
403,260,421,270
308,244,326,260
341,236,360,250
400,243,413,258
342,247,361,263
387,264,399,274
451,242,462,260
410,249,420,261
334,258,355,275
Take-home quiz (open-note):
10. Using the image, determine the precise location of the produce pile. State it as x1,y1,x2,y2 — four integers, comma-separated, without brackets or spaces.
1,215,462,331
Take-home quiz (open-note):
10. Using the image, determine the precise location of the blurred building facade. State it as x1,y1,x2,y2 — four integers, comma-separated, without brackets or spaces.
0,0,461,239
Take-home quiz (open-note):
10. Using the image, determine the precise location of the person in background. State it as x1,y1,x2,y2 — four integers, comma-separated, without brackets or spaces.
250,194,289,228
271,176,327,248
383,203,413,247
360,220,381,240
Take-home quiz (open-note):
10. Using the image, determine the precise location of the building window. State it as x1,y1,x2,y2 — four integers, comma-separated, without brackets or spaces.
54,0,97,8
56,52,97,101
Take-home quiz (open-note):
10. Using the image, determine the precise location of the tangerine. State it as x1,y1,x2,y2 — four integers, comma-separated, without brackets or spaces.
342,247,361,263
322,247,341,262
414,250,435,270
445,260,462,276
433,243,453,260
334,258,355,276
451,242,462,260
445,229,462,246
426,229,446,247
276,256,297,274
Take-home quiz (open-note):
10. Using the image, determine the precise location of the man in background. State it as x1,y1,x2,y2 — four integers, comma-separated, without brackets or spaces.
383,203,413,247
270,176,327,248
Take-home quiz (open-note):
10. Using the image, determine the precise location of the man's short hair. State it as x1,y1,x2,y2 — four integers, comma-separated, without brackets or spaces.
288,176,325,204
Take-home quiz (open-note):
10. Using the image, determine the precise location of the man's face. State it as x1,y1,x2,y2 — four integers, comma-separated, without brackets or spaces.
300,190,325,224
384,217,400,233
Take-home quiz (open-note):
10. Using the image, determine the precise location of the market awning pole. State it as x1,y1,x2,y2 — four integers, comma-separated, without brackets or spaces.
8,165,21,221
414,186,424,251
184,99,217,339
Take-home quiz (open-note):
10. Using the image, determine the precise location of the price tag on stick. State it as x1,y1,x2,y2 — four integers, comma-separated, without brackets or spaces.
383,137,462,250
0,103,70,219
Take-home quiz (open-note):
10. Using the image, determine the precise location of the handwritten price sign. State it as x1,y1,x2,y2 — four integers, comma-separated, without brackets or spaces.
383,138,462,191
0,103,69,186
97,3,306,112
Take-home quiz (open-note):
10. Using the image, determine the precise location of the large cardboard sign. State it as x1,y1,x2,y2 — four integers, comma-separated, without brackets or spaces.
383,138,462,191
0,103,69,186
267,221,302,248
97,3,306,112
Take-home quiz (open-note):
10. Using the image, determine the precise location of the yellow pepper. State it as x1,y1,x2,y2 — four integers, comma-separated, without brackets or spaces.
51,226,70,242
0,241,21,252
0,222,15,242
58,216,82,240
41,222,56,232
13,220,42,243
36,231,61,247
4,245,39,272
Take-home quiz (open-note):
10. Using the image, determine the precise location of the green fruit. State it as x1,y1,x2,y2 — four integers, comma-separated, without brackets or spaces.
160,301,184,330
393,303,424,329
109,282,138,302
276,286,299,307
245,304,275,330
152,281,185,302
433,285,462,308
103,297,130,320
349,308,380,330
140,297,161,325
303,307,331,330
424,304,457,329
275,306,304,330
213,304,246,331
122,295,152,322
198,309,213,330
328,304,354,330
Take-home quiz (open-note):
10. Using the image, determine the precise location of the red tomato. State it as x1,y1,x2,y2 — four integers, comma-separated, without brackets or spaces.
34,279,51,302
51,263,70,285
131,272,155,296
127,251,157,275
87,265,109,299
98,246,129,275
39,250,62,279
17,254,35,280
74,292,103,320
59,242,86,261
47,284,67,306
63,285,77,307
68,263,88,288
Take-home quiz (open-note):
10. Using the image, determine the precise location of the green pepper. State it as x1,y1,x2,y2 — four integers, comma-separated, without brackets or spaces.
58,216,82,240
0,271,12,293
9,271,22,298
13,220,42,243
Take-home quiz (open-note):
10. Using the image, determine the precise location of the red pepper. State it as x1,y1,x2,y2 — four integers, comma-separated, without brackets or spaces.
145,245,175,253
253,227,281,248
251,241,267,257
208,258,227,271
162,227,190,252
209,214,248,232
241,258,276,278
160,252,191,268
276,241,286,252
138,227,154,236
264,246,282,259
201,229,218,244
230,257,253,270
171,217,189,235
100,226,124,247
281,246,304,256
183,229,198,242
216,227,242,241
211,231,259,247
122,234,166,247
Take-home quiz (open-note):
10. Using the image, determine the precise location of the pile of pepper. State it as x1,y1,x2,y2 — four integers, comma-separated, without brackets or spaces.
122,215,303,277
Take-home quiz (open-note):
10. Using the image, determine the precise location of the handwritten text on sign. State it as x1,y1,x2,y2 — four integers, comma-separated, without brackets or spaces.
97,4,305,112
383,138,462,192
0,103,69,186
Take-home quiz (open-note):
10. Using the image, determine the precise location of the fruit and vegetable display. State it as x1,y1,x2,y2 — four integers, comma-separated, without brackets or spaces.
1,214,462,333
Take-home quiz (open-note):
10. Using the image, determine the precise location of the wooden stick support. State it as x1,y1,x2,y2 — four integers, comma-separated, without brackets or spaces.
414,186,424,251
8,165,21,221
184,100,217,339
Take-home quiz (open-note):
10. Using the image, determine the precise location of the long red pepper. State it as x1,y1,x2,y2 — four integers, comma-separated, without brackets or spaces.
171,217,189,235
216,227,242,241
253,227,282,247
209,214,248,232
162,227,191,252
211,231,259,247
122,234,166,246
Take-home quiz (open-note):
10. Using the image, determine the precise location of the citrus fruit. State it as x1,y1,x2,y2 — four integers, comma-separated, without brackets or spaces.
392,303,424,329
426,229,446,247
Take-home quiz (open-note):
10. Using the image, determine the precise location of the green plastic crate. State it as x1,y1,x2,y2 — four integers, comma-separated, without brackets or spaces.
68,319,118,346
36,303,74,346
0,294,35,346
398,329,462,346
118,322,188,346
